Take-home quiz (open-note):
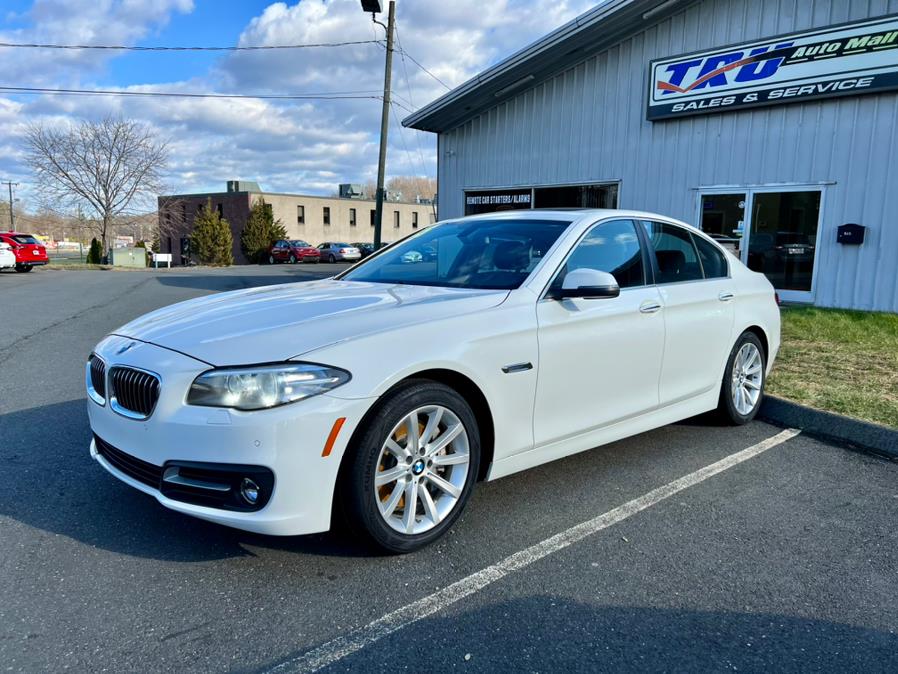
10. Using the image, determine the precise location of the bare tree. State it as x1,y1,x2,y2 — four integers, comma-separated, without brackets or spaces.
24,117,168,252
386,176,437,203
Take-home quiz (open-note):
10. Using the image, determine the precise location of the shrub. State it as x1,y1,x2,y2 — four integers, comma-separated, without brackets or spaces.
86,237,103,264
241,198,287,264
191,199,233,266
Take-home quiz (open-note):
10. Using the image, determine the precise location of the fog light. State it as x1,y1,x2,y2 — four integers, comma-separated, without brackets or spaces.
240,478,260,505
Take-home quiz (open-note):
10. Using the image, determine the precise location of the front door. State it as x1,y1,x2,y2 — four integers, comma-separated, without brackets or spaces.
698,187,823,303
746,190,821,302
534,219,665,447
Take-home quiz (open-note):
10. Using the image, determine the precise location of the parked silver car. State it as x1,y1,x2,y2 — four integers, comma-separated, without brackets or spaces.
318,242,361,263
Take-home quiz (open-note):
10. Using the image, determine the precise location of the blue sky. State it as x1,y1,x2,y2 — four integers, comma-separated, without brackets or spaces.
0,0,597,208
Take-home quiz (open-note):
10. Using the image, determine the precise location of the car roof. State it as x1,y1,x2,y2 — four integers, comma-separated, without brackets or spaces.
453,208,697,231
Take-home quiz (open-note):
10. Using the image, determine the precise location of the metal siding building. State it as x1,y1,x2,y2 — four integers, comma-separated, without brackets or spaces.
406,0,898,312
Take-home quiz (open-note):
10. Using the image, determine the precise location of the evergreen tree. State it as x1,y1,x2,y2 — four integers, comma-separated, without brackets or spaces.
191,199,233,266
240,198,287,263
86,237,103,264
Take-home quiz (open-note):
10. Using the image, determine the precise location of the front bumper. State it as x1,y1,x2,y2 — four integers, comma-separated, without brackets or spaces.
87,336,374,536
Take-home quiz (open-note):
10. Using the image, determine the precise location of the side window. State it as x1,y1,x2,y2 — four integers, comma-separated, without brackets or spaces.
552,219,645,291
641,221,703,284
692,234,729,279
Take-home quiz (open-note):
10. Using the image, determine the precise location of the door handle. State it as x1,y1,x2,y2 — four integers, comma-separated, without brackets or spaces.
639,301,662,314
718,292,735,302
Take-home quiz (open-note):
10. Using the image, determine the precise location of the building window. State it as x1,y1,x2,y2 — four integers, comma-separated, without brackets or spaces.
323,206,331,226
412,211,419,228
181,204,187,224
216,203,223,218
350,208,357,227
394,211,400,228
370,209,376,227
297,205,305,224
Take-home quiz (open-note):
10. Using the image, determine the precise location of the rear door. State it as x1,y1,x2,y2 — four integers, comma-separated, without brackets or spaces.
534,219,665,446
640,221,735,405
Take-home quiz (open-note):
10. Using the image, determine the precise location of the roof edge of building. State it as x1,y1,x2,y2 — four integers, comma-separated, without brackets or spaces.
403,0,668,133
157,191,431,207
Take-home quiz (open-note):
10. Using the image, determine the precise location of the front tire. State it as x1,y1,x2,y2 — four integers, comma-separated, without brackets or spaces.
268,254,275,265
717,331,766,425
339,380,480,554
328,254,336,263
289,254,296,264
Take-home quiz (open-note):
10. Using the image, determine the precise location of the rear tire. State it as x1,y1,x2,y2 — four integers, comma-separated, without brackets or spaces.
338,380,480,554
15,264,32,273
716,331,766,425
328,254,336,263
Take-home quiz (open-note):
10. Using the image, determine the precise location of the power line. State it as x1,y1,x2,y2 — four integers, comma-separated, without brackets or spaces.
373,33,451,92
393,22,434,183
394,46,452,91
0,86,383,101
0,39,379,52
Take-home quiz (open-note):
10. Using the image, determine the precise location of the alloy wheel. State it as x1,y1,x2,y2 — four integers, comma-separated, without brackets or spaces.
731,342,763,416
373,405,470,535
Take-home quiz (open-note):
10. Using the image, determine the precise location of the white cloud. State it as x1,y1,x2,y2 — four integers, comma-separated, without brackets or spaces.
0,0,600,209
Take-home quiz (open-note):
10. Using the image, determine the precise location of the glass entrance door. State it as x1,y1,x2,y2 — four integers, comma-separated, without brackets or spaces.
698,187,823,303
747,191,820,295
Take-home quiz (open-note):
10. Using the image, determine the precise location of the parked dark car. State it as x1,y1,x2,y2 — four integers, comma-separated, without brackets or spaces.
0,232,48,272
268,240,320,264
352,242,376,259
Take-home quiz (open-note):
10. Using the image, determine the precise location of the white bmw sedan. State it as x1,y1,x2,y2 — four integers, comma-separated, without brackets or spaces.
87,210,779,553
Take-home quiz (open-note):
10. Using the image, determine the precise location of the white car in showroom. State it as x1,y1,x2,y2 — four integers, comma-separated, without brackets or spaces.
87,210,779,553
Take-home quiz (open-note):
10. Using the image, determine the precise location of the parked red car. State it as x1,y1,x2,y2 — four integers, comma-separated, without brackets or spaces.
267,239,320,264
0,232,48,272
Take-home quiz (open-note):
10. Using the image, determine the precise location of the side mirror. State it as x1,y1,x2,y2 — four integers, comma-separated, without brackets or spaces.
555,268,620,300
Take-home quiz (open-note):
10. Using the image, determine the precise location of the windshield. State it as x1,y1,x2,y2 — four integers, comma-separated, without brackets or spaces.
290,240,310,247
340,218,571,290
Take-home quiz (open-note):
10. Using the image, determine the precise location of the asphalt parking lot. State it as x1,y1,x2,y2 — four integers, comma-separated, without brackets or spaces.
1,265,896,673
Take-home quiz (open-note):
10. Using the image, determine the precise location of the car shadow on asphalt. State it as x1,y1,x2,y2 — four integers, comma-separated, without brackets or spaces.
0,398,774,564
0,399,371,562
256,596,898,672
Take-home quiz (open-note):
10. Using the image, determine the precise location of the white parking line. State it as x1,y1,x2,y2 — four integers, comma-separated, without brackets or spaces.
268,428,801,673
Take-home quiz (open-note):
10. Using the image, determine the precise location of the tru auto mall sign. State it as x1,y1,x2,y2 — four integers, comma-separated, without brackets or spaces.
647,14,898,120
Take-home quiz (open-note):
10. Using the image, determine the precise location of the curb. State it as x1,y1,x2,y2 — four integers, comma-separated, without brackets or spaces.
759,395,897,460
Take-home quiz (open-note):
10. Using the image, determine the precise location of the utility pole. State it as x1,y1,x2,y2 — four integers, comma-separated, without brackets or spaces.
2,181,17,230
371,0,395,249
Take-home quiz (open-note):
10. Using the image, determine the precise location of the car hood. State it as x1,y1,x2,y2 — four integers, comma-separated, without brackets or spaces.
114,279,508,366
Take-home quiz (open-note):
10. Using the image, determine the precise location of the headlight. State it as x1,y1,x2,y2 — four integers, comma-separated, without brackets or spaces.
186,362,350,410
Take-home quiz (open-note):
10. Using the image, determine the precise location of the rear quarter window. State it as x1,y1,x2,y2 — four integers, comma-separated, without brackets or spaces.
692,234,729,279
